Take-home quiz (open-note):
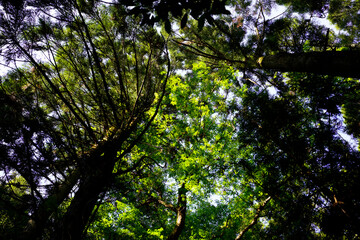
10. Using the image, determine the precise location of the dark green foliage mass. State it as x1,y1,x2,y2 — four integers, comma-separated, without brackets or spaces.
118,0,230,32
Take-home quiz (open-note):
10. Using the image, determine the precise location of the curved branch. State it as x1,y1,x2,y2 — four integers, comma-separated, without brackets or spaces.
235,196,272,240
158,199,176,212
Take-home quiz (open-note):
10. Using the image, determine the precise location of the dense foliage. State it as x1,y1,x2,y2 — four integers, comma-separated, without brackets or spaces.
1,0,360,239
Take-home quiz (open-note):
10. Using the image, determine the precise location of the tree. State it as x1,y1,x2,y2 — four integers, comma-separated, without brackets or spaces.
117,0,360,238
0,1,169,239
234,74,360,238
83,62,241,239
84,59,360,239
121,0,360,77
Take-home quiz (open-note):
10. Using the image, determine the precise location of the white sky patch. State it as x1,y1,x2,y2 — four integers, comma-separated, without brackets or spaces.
209,193,222,206
267,4,288,19
338,130,358,150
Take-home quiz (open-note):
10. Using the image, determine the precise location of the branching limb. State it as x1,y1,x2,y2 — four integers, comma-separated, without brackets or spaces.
235,196,271,240
166,183,187,240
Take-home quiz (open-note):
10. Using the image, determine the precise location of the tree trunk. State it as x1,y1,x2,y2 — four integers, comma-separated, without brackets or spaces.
167,183,187,240
54,137,125,239
167,206,187,240
257,51,360,78
55,168,114,239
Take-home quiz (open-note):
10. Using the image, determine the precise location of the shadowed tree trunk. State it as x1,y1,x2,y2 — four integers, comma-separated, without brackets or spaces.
156,183,187,240
54,142,120,239
176,39,360,78
257,51,360,78
167,183,187,240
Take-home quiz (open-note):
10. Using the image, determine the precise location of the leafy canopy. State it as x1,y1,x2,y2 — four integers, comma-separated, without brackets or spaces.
1,0,360,239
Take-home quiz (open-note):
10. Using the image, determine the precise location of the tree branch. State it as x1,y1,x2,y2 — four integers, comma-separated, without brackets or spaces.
235,196,271,240
158,199,176,212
